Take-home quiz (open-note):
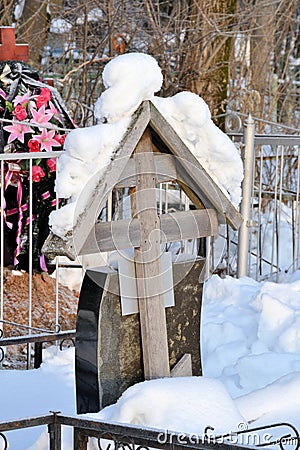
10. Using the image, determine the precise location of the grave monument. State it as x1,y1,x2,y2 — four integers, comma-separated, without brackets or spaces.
43,98,242,413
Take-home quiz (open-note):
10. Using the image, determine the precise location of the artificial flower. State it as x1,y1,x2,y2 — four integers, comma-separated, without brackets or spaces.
54,133,66,146
3,122,33,143
30,165,45,182
28,139,40,152
35,88,51,109
30,105,53,128
13,92,31,107
47,158,56,172
0,61,75,273
48,101,59,115
48,101,63,123
32,128,61,152
13,105,27,121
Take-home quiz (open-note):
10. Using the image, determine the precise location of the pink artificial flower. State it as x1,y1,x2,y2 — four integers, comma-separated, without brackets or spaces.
48,101,59,115
29,165,45,182
47,158,56,172
3,122,33,143
30,105,53,128
13,91,31,106
28,139,40,152
48,101,63,124
13,105,27,121
35,88,51,109
32,128,61,152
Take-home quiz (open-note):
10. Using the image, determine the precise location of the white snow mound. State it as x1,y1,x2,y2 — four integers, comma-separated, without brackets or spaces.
153,92,243,206
94,377,246,436
94,53,163,123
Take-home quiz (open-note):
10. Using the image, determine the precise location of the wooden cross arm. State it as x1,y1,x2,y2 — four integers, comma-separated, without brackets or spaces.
79,208,218,255
42,232,76,261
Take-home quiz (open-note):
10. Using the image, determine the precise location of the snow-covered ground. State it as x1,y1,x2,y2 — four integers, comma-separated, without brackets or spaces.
2,273,300,449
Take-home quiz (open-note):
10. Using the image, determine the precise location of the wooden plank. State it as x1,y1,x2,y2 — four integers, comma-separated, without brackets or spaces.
176,163,226,226
60,102,151,259
161,208,218,242
80,209,218,254
133,128,170,379
42,232,76,261
149,101,243,230
82,217,140,253
116,153,177,188
170,353,192,377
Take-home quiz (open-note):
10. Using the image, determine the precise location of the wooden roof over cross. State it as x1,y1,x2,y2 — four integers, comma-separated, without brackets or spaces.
43,100,242,261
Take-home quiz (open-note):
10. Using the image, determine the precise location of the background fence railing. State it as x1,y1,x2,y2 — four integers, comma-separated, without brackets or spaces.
0,411,269,450
217,114,300,281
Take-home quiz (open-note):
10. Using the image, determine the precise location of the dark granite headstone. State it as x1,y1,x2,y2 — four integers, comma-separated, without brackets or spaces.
76,258,205,414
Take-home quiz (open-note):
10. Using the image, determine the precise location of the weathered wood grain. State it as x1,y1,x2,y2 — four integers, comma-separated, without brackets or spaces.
69,102,152,258
170,353,192,377
116,153,177,187
80,209,218,254
133,128,170,379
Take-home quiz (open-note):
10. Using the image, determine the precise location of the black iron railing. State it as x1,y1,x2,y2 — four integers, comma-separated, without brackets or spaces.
0,329,76,368
0,412,299,450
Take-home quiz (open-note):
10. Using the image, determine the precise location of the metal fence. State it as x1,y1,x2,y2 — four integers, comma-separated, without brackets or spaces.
217,113,300,281
1,411,298,450
0,150,82,368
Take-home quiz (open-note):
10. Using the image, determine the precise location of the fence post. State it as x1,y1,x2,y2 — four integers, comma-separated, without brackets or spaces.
237,113,255,277
74,428,88,450
34,342,43,368
48,411,61,450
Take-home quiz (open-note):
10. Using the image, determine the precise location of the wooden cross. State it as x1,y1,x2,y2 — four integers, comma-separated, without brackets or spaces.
0,27,29,61
133,129,170,378
42,100,242,393
81,128,218,380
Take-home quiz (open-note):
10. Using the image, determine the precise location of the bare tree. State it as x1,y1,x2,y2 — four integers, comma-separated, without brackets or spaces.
17,0,63,66
1,0,299,129
0,0,15,26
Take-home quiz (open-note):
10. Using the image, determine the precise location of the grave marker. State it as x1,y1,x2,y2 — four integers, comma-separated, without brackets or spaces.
42,100,243,413
0,27,29,62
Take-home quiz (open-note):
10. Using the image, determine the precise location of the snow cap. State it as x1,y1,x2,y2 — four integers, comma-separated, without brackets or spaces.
94,52,163,123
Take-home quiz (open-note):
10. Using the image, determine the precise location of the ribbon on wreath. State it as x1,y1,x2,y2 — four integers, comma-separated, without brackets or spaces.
3,170,14,229
2,164,24,265
13,173,24,266
5,188,54,270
